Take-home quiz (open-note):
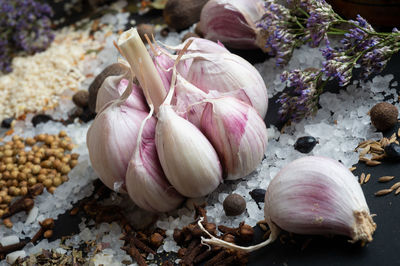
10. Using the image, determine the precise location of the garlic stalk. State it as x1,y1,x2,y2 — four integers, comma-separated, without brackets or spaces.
198,0,265,49
118,28,167,113
87,84,149,193
125,104,184,212
201,97,268,179
200,156,376,251
176,52,268,118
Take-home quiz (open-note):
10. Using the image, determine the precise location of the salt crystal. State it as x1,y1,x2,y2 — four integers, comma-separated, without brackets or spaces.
6,250,26,264
0,235,19,246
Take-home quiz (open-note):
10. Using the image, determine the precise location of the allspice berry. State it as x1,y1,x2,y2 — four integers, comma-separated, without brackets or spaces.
370,102,398,131
223,193,246,216
137,24,155,43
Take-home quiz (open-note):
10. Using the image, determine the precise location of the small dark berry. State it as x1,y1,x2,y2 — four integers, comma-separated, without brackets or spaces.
223,194,246,216
370,102,398,131
384,143,400,160
72,90,89,108
294,136,318,153
249,189,266,204
1,117,14,128
137,24,155,43
32,114,53,127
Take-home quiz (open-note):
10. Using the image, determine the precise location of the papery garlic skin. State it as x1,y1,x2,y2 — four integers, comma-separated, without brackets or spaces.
126,115,184,212
177,52,268,118
87,102,148,193
199,0,265,49
164,37,229,54
265,156,376,243
155,104,223,198
201,97,268,180
96,78,149,113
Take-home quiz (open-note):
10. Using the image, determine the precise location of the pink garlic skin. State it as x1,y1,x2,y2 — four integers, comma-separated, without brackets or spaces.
125,116,184,212
175,37,230,54
201,97,268,180
199,0,265,49
87,102,149,193
177,52,268,118
96,78,149,113
152,47,175,94
265,156,375,242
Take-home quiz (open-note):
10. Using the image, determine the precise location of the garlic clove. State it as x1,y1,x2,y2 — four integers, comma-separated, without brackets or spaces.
198,0,265,49
265,156,376,243
201,97,268,179
126,113,184,212
96,77,149,113
87,101,149,193
162,37,230,55
155,104,223,198
177,52,268,118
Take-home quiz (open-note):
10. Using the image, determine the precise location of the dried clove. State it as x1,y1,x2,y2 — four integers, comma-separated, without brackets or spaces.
149,232,164,248
31,218,54,244
1,197,34,219
0,240,28,259
121,245,147,266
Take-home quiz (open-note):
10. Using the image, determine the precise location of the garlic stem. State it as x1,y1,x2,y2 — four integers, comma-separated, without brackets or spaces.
198,217,277,252
118,28,166,113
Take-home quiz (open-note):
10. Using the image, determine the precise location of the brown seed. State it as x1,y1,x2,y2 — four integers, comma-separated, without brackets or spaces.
44,230,53,238
53,177,62,187
43,179,52,188
4,218,13,228
44,135,55,145
366,160,381,166
374,188,393,196
390,182,400,191
359,157,369,162
47,186,57,194
71,153,79,160
59,131,67,138
360,146,370,156
359,173,365,184
28,177,37,186
69,160,78,168
364,174,371,183
349,167,356,172
381,137,390,147
395,187,400,195
378,176,395,182
31,165,41,175
60,165,71,175
70,207,79,216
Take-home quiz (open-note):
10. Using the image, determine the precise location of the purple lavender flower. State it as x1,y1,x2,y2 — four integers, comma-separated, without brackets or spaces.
257,1,300,66
277,68,321,121
0,0,54,73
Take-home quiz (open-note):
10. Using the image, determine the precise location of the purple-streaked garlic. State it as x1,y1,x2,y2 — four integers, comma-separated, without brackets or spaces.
87,86,149,193
126,109,184,212
163,37,230,55
201,97,268,179
199,156,376,251
96,78,149,113
176,52,268,118
198,0,265,49
156,103,223,198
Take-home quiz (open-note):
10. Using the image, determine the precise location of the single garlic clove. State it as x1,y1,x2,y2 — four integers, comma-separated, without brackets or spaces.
155,104,223,197
96,78,149,113
265,156,377,243
87,101,149,193
177,52,268,118
201,97,268,180
126,114,184,212
198,0,265,49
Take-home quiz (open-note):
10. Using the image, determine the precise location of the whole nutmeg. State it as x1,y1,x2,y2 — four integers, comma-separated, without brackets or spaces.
72,90,89,108
223,193,246,216
370,102,398,131
163,0,209,30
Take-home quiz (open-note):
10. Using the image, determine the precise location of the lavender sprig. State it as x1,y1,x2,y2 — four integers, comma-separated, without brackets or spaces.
0,0,54,73
258,0,400,122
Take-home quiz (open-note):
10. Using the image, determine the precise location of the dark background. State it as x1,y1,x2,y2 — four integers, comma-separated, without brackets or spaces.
37,1,400,265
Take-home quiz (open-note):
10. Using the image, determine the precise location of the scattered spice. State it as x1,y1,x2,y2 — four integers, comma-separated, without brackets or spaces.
370,102,398,131
364,173,371,184
223,194,246,216
374,189,393,196
294,136,318,153
378,176,395,183
249,188,266,205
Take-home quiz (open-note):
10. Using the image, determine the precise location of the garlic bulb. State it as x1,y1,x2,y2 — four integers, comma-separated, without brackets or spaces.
156,104,223,197
126,111,184,212
164,37,229,55
177,52,268,118
87,99,149,193
96,78,149,113
201,97,268,180
198,0,265,49
199,156,377,251
265,156,376,242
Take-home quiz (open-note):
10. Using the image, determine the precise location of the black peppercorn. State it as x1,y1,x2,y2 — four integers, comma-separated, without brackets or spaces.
384,143,400,160
294,136,318,153
249,189,266,204
31,114,53,127
223,194,246,216
1,117,14,128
